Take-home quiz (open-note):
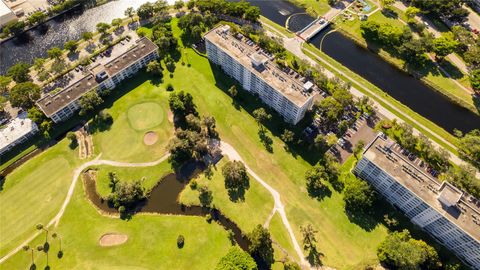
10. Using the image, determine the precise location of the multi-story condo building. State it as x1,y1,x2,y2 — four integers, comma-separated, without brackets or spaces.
204,25,318,125
36,37,158,123
0,112,38,156
354,134,480,269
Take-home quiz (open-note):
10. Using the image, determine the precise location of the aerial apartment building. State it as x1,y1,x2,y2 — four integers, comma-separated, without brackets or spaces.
36,37,159,123
0,112,38,156
354,134,480,269
204,25,317,125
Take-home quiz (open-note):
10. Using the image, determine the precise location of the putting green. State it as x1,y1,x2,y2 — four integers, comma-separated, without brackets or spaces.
127,102,164,131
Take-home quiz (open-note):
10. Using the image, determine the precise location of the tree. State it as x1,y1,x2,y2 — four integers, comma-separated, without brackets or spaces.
247,225,274,269
174,0,184,10
222,160,250,201
377,230,440,269
281,129,294,144
168,91,198,118
314,134,328,151
441,165,480,198
198,185,213,206
137,2,155,20
96,22,110,35
190,25,203,43
107,179,146,209
22,245,35,268
300,224,321,266
146,60,163,75
186,0,195,10
470,69,480,92
0,75,12,93
203,115,218,138
82,31,94,44
64,40,78,53
124,6,135,22
432,36,458,61
228,85,238,98
9,82,41,108
79,90,103,115
111,18,123,30
353,140,365,159
36,223,49,243
244,6,260,22
252,108,271,127
316,97,343,124
33,58,46,71
51,232,63,258
7,63,31,83
216,246,258,270
305,164,328,197
28,11,47,25
458,129,480,168
47,47,63,60
405,6,420,19
3,20,25,36
343,177,375,211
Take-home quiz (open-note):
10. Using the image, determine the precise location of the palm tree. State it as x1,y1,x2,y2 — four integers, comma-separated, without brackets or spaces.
36,245,48,266
52,232,63,258
124,7,135,22
23,245,35,267
36,223,49,243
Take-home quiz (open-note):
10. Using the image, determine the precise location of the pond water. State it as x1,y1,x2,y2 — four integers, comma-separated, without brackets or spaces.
82,162,248,250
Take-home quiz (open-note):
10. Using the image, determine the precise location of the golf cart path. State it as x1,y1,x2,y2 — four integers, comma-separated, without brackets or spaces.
219,142,311,268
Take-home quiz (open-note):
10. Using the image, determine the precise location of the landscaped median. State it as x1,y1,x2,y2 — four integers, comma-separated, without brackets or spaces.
302,43,459,154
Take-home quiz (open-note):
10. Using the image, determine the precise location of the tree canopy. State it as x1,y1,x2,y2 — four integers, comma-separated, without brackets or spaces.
215,246,257,270
222,160,250,201
247,225,274,269
377,230,440,269
343,177,375,211
9,82,41,108
7,63,31,83
79,91,103,115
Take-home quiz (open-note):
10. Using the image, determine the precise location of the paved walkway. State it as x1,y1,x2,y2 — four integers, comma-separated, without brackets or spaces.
219,142,311,268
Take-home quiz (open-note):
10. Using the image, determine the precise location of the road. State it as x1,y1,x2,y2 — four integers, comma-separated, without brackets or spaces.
265,22,476,174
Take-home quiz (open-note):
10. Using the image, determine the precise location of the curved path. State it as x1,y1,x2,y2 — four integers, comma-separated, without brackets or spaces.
219,142,309,268
0,154,170,264
1,144,313,268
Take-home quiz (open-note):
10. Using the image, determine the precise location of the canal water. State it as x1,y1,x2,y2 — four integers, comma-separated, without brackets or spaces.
0,0,478,132
82,162,248,250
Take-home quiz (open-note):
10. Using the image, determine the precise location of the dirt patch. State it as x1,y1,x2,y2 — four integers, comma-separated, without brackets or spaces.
99,233,128,247
143,131,158,145
167,110,173,123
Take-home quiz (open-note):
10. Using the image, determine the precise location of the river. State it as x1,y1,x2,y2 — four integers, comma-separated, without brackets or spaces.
0,0,478,133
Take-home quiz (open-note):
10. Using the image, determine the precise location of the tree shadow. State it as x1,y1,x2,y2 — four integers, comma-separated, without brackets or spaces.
0,176,5,192
226,178,250,202
439,60,464,80
306,248,324,267
258,129,273,153
67,52,80,62
473,95,480,114
88,113,113,134
68,140,78,150
29,264,36,270
345,207,381,232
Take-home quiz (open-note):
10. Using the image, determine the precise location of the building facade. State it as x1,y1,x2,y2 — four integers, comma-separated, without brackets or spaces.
204,25,317,125
37,37,159,123
354,135,480,269
0,112,38,156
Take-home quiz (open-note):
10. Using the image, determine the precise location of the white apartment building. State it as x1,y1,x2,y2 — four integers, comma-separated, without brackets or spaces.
204,25,317,125
36,37,159,123
354,134,480,269
0,112,38,156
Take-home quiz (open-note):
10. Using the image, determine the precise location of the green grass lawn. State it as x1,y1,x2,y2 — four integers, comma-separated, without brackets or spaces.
92,159,173,198
289,0,331,16
0,140,80,257
92,75,174,162
179,158,275,233
2,180,233,270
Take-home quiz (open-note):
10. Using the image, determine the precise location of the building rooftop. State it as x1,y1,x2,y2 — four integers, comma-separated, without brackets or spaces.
204,25,315,107
363,134,480,241
0,112,37,150
36,37,158,117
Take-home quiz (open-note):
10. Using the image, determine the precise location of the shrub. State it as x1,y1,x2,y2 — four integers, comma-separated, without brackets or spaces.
166,83,174,91
205,213,212,223
189,179,198,190
177,235,185,248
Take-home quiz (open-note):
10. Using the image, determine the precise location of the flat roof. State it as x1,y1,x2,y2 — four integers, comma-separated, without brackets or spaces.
363,135,480,241
0,1,13,16
204,25,315,107
0,112,37,150
37,37,158,117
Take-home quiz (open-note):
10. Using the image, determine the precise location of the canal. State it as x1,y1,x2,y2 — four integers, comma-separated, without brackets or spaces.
0,0,478,133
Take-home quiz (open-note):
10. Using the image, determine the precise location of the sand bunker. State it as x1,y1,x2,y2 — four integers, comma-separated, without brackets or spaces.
99,233,128,247
167,110,174,123
143,131,158,145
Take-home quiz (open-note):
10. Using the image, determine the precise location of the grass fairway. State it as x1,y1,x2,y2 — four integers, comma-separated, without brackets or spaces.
0,140,80,256
179,158,275,233
93,159,173,198
2,180,232,270
93,76,174,162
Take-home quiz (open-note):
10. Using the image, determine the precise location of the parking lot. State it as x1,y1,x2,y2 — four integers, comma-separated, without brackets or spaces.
327,113,379,164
